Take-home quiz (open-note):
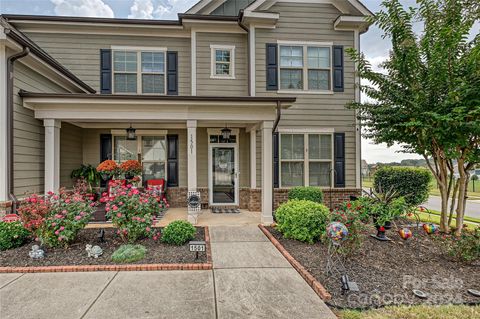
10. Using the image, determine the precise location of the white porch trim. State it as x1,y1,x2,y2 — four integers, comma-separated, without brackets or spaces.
44,119,61,193
261,121,274,225
250,129,256,189
0,42,7,201
187,120,197,191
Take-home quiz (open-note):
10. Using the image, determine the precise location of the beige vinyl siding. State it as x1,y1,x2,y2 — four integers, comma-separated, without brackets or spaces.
256,130,262,188
12,61,69,196
82,128,187,187
255,2,358,188
23,33,191,95
196,32,248,96
197,128,209,188
239,129,249,187
60,123,83,188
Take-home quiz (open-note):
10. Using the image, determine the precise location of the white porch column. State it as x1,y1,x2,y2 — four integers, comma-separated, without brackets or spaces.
0,42,8,202
44,119,61,194
187,120,197,191
261,121,274,225
250,129,256,189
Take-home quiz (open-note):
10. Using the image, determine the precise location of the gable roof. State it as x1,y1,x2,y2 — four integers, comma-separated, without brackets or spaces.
1,16,96,93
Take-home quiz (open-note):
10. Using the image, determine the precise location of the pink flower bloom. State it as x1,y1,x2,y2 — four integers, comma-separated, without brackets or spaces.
117,213,122,218
60,226,65,231
105,207,110,212
90,203,95,207
141,218,145,222
62,210,67,214
55,230,60,235
146,227,151,232
53,195,59,200
112,205,118,211
65,199,71,204
47,191,54,195
52,222,57,226
75,216,82,220
119,202,123,205
58,236,63,241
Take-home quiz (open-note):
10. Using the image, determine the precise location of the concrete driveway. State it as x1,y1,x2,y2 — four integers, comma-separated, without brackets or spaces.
0,226,336,319
425,196,480,219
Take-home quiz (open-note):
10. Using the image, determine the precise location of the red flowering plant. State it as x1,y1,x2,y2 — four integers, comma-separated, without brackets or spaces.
101,183,166,243
119,160,142,178
328,200,370,255
96,160,119,179
18,189,97,247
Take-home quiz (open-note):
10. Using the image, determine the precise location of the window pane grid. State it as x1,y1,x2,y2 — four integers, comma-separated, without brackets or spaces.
214,48,232,76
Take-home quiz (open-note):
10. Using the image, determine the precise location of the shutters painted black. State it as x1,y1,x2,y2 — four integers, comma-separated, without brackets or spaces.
167,135,179,187
273,132,279,188
266,43,278,90
167,51,178,95
100,49,112,94
334,133,345,187
99,134,112,188
332,45,344,92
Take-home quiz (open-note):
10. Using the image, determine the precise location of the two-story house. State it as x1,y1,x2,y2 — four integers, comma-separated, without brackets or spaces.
0,0,371,224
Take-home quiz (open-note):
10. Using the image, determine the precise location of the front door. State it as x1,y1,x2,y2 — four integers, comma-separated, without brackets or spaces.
210,146,237,205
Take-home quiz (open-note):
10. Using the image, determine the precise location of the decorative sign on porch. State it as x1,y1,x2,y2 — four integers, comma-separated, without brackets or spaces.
189,240,206,260
187,191,201,212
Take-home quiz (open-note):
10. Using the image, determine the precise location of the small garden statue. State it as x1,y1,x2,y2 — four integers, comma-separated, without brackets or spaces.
86,244,103,258
29,245,45,259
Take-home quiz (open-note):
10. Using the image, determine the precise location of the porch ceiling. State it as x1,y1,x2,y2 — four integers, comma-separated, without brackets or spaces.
19,91,295,122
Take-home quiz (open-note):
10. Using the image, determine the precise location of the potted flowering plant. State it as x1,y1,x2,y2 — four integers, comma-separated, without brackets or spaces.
101,183,167,243
119,160,142,180
96,160,118,181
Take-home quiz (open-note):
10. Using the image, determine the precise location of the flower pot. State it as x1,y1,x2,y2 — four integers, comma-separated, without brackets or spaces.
384,221,392,230
375,225,387,239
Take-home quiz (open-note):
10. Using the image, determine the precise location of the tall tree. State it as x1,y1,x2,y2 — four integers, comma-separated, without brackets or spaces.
348,0,479,234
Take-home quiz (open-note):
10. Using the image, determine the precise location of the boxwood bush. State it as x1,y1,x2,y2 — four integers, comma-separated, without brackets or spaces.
111,244,146,263
288,186,324,203
0,221,30,251
275,199,330,244
161,220,196,245
373,167,432,206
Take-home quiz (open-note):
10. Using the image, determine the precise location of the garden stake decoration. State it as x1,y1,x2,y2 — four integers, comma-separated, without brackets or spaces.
423,223,438,235
325,222,348,276
399,227,413,240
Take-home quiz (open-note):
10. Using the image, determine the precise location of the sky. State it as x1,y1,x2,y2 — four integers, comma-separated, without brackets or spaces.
0,0,465,163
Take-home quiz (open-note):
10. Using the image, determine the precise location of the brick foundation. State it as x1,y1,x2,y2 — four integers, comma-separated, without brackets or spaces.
164,187,361,211
0,201,13,218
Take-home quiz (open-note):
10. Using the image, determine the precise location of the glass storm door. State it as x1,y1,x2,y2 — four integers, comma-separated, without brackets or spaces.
212,147,236,204
141,136,166,183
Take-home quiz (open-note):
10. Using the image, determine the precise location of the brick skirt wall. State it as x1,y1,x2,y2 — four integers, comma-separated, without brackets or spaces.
165,187,361,211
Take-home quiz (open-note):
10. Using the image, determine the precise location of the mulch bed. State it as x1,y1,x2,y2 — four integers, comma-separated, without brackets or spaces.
0,227,207,267
267,222,480,309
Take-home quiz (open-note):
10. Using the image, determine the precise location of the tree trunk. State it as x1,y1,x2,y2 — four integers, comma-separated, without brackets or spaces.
424,153,450,233
448,178,459,227
455,159,468,236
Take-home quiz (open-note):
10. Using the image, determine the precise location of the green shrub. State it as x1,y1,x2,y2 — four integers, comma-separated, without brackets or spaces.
373,166,432,206
0,221,30,250
111,244,147,263
288,187,324,203
161,220,196,245
275,199,330,244
446,228,480,263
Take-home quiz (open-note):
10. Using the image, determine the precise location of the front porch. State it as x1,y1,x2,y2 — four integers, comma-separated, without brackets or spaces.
20,92,297,224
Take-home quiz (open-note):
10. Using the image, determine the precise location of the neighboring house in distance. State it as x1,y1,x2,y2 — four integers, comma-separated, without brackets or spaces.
361,160,369,177
0,0,372,224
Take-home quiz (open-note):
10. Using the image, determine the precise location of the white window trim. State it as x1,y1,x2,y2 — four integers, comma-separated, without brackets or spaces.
111,46,167,95
279,132,335,188
111,132,168,182
278,43,333,94
210,44,236,79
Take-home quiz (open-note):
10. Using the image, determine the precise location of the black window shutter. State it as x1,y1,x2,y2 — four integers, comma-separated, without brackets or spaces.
99,134,112,188
266,43,278,90
334,133,345,187
333,45,344,92
273,132,279,188
167,135,179,187
167,51,178,95
100,49,112,94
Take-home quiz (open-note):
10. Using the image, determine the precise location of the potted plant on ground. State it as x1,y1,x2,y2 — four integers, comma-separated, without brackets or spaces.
96,160,119,181
70,164,101,200
119,160,142,180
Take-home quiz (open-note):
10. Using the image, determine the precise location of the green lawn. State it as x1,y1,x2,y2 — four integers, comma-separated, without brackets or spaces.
339,305,480,319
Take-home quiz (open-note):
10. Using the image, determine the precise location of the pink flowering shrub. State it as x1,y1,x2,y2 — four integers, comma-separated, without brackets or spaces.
101,184,166,243
18,189,97,247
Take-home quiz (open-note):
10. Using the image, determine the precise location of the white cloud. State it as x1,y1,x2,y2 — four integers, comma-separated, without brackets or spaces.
51,0,114,18
128,0,154,19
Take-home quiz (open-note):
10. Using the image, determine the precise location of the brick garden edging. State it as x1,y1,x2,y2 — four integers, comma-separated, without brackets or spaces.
0,227,213,273
258,224,332,301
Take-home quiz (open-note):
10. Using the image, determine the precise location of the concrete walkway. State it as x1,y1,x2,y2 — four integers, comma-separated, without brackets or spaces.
0,226,335,319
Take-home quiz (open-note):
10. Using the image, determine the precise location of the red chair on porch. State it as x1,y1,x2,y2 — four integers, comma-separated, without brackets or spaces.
146,179,166,202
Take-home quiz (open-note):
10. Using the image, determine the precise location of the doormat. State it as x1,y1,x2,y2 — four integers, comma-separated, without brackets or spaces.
211,207,240,214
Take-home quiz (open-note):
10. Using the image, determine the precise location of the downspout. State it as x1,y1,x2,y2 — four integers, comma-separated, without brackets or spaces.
272,101,281,212
5,30,30,212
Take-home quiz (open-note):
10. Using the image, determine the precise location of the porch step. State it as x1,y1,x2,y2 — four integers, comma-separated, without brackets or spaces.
211,207,240,214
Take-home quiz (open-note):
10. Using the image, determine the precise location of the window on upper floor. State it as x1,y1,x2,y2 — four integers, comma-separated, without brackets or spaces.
280,133,333,187
279,44,331,92
113,49,166,94
211,45,235,79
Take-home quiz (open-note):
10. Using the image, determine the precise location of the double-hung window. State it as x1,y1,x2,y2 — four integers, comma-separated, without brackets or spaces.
113,48,166,94
279,43,332,92
211,45,235,79
280,133,333,187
